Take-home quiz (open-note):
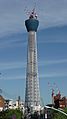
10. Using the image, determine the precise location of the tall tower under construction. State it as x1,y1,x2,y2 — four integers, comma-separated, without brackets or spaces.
25,9,40,108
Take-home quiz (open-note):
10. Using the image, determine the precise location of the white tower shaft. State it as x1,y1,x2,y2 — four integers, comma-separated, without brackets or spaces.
25,31,40,107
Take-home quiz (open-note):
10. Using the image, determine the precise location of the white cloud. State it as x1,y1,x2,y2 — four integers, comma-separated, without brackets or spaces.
0,0,67,36
39,72,67,78
0,59,67,80
1,71,67,80
38,39,67,44
2,75,25,80
0,0,25,36
0,39,26,49
39,59,67,66
0,59,67,70
0,32,27,48
0,61,26,70
38,0,67,28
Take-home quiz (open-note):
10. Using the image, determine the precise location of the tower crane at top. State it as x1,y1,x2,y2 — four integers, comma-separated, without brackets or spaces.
29,8,38,19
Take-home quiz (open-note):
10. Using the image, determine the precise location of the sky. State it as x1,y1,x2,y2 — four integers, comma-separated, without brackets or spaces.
0,0,67,105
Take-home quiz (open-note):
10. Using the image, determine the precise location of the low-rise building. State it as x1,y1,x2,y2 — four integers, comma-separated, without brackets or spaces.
54,93,67,108
0,95,5,111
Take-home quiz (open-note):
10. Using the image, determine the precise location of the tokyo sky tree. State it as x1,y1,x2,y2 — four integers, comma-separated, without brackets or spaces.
25,9,40,107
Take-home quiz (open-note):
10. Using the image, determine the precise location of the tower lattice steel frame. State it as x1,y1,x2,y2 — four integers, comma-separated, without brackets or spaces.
25,9,40,107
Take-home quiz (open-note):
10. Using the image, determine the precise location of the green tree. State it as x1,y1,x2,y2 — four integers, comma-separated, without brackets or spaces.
0,109,23,119
52,108,67,119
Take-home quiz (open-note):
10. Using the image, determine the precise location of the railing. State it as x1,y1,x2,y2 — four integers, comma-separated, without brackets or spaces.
45,105,67,116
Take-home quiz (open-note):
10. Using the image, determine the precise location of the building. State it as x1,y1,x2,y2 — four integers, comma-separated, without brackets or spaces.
25,9,40,109
59,96,67,108
5,98,24,111
54,93,67,108
0,95,5,111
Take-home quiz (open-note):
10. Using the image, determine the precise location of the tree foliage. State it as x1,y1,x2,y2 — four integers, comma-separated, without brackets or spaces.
0,109,23,119
52,108,67,119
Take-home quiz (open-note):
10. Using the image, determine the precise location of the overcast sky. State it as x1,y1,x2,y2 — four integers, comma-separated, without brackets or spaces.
0,0,67,104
